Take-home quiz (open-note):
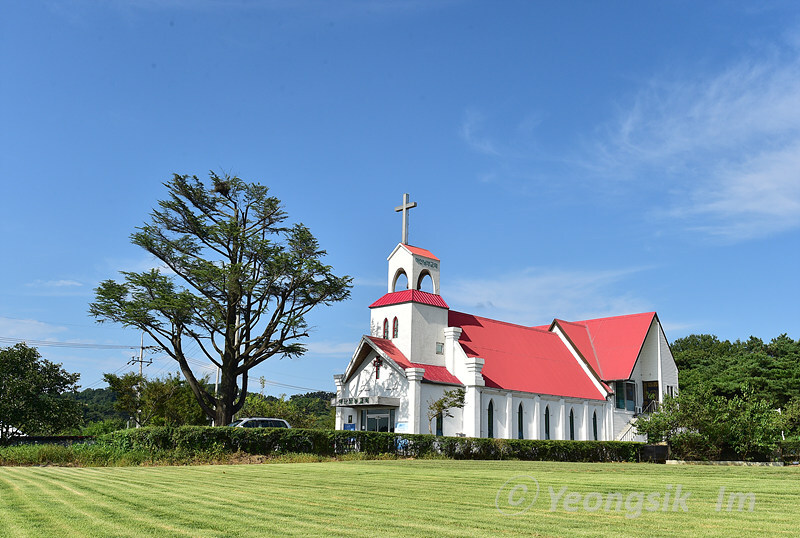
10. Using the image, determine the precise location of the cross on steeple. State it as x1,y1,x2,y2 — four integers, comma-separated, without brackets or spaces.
394,193,417,245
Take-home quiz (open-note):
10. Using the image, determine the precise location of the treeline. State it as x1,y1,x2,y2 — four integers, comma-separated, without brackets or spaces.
673,333,800,406
66,378,335,434
637,333,800,461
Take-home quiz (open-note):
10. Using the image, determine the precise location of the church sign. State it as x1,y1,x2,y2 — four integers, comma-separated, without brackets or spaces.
415,257,438,270
335,396,401,407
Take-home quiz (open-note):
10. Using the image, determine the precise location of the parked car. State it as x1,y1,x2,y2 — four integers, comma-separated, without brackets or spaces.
227,417,291,429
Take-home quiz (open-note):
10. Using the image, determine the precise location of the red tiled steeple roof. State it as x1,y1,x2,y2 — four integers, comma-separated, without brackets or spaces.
401,244,439,261
369,290,449,309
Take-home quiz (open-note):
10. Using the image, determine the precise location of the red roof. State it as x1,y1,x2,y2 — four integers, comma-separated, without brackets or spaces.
402,244,439,261
449,311,607,400
369,290,449,309
366,336,462,385
553,313,656,380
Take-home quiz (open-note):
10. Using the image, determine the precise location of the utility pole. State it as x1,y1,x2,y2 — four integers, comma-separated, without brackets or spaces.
127,332,152,428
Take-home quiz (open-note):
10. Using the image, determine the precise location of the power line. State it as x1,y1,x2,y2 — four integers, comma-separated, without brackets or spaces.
262,379,327,393
0,336,139,350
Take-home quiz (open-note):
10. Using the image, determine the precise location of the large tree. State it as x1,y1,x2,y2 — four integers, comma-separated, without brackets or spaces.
0,343,82,441
90,173,351,425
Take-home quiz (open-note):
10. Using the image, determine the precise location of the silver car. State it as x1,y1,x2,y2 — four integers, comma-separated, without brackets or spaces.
227,417,291,429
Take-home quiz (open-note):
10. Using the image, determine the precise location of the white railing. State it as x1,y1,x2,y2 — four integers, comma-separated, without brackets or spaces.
616,421,638,442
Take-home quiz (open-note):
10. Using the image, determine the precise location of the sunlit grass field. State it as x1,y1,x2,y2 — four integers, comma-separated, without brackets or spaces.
0,459,797,537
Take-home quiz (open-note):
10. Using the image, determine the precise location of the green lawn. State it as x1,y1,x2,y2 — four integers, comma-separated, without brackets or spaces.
0,460,797,537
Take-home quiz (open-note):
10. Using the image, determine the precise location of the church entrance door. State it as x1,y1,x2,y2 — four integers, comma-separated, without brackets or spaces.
361,408,396,432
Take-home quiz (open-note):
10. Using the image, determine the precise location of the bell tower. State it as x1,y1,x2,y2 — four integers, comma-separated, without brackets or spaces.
386,193,440,295
368,193,448,365
387,244,440,294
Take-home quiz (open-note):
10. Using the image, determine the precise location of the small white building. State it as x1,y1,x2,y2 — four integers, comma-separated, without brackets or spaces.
334,198,678,441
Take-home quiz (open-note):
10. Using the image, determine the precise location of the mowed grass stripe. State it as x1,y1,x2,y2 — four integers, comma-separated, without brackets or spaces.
0,469,48,538
4,467,196,537
1,461,799,537
36,467,284,537
0,468,106,537
31,465,367,537
89,465,355,536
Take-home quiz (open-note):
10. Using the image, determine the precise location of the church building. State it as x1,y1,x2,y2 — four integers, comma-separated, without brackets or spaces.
333,195,678,441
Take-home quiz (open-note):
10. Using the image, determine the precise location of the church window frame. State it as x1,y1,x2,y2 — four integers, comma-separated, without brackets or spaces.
592,411,598,441
435,411,443,436
569,408,575,440
517,403,524,440
544,405,550,440
487,400,494,439
392,317,399,339
615,381,625,409
382,318,389,339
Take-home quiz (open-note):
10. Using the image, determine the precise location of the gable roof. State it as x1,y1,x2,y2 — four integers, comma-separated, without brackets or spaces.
362,336,462,385
449,311,607,400
551,312,656,381
402,244,439,261
369,290,449,309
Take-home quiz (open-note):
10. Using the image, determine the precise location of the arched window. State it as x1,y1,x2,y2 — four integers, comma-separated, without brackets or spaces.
487,400,494,439
382,318,388,339
544,405,550,440
392,317,399,339
569,409,575,440
592,411,598,441
517,403,524,440
436,411,443,436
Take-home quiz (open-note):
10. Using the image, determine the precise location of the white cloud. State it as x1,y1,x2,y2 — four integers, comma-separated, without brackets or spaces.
460,109,501,156
26,279,82,288
594,44,800,240
0,317,68,340
306,341,356,355
446,267,652,326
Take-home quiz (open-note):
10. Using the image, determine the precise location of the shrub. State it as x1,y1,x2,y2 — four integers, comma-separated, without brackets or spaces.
97,426,642,462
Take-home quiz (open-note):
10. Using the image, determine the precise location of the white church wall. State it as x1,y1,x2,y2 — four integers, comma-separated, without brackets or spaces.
512,395,539,440
638,321,660,383
370,302,413,358
659,324,679,396
447,334,476,386
409,303,448,366
419,383,464,436
481,390,509,439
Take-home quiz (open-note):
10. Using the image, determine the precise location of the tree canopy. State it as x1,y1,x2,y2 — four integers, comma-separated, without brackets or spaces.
103,372,209,427
90,172,352,425
0,343,82,441
672,333,800,406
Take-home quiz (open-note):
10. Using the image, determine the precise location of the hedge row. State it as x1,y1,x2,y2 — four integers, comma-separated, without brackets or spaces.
98,426,643,462
782,439,800,462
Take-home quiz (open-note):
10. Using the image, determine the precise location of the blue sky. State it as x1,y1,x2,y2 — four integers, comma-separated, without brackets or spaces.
1,1,799,396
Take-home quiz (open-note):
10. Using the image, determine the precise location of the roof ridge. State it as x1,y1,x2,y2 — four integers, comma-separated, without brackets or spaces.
572,311,656,324
555,319,588,327
583,323,604,379
450,310,553,334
